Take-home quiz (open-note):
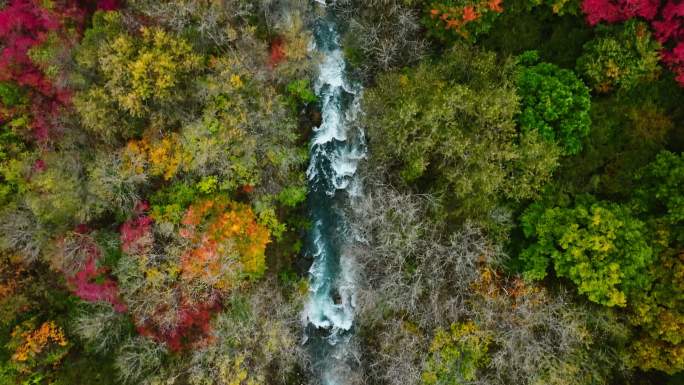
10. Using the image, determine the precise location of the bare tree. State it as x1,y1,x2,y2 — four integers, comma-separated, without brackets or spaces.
346,183,504,385
332,0,428,80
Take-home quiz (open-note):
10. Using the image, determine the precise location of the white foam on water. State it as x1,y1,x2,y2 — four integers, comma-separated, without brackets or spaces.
303,11,367,385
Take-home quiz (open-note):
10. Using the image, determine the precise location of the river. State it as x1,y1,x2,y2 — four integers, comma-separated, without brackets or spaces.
302,4,366,385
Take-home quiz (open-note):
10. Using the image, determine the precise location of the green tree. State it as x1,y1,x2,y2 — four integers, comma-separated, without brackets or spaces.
576,20,661,94
521,195,653,307
627,151,684,373
422,322,491,385
516,51,591,155
363,45,558,223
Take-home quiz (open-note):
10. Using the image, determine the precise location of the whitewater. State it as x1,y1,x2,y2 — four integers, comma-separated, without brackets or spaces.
302,4,366,385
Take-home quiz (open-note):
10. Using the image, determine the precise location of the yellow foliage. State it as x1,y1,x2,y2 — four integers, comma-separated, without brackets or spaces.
218,354,260,385
11,321,68,365
103,25,202,117
122,133,189,180
180,197,270,294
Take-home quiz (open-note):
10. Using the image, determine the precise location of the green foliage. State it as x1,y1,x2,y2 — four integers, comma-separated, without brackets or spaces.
286,79,317,104
627,151,684,374
24,155,84,227
516,51,592,155
553,96,673,198
183,55,308,206
481,2,594,69
521,195,654,307
149,182,199,225
0,126,28,206
576,20,661,94
422,321,491,385
277,186,307,208
525,0,581,14
632,151,684,225
363,45,558,224
0,82,25,107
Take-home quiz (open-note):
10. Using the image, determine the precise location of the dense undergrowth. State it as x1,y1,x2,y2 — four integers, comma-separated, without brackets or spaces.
0,0,682,384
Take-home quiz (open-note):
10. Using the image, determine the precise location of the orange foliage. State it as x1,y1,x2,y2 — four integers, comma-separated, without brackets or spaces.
269,37,286,67
0,259,22,300
11,321,68,364
472,264,541,309
462,6,479,22
180,197,270,293
488,0,504,12
429,1,503,39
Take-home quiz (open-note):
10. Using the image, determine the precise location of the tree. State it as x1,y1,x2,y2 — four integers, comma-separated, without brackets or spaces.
422,322,492,385
581,0,684,87
581,0,659,25
627,151,684,374
521,195,654,307
186,284,305,385
0,0,83,140
74,11,203,141
423,0,505,43
576,20,661,93
653,1,684,86
179,197,271,293
5,319,70,382
517,51,591,155
333,0,428,78
362,45,558,224
349,184,628,385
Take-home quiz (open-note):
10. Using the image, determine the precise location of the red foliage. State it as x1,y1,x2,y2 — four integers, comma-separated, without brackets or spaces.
581,0,684,86
581,0,659,25
60,230,127,312
269,37,286,67
652,1,684,41
32,158,45,173
120,204,154,255
0,0,119,141
96,0,119,11
0,1,82,140
663,41,684,84
69,255,127,312
136,299,219,352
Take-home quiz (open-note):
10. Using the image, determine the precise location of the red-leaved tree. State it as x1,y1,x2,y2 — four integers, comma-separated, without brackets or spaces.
0,0,118,141
58,227,127,312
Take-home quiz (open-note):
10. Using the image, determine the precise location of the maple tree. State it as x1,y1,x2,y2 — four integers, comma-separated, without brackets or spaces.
0,0,82,141
180,197,270,293
0,0,118,142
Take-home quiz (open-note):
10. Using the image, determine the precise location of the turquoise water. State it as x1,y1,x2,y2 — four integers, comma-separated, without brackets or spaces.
303,7,365,385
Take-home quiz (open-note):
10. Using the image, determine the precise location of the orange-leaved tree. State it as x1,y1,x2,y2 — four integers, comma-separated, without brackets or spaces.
180,197,270,294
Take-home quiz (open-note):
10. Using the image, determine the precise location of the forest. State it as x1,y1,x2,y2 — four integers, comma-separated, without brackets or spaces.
0,0,682,384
